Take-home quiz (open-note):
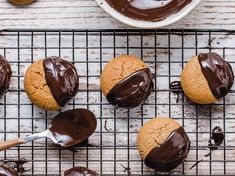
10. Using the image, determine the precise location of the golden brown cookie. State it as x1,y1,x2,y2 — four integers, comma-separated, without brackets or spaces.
9,0,34,5
24,59,60,110
181,53,234,104
137,117,190,171
101,55,147,96
100,55,154,108
24,57,79,111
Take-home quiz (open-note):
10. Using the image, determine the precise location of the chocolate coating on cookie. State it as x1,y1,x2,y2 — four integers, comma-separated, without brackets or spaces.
144,127,190,171
106,68,154,108
0,163,19,176
43,57,79,106
64,166,100,176
0,55,12,97
49,109,97,147
106,0,192,22
198,53,234,99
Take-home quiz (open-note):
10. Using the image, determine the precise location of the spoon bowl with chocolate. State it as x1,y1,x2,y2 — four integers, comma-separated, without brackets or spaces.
95,0,201,28
0,109,97,151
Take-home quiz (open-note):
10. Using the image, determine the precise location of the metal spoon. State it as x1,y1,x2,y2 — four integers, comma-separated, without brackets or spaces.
0,109,97,151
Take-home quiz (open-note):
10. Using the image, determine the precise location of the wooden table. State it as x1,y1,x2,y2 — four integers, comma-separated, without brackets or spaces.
0,1,235,176
0,0,234,29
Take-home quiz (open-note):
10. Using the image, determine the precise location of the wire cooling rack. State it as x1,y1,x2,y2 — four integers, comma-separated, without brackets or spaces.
0,29,235,176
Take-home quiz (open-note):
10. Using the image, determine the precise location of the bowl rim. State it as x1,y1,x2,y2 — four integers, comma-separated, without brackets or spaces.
95,0,201,29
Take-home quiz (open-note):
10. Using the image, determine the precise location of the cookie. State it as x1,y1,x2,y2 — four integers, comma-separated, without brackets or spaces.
24,57,79,110
9,0,34,5
137,117,190,171
64,167,100,176
0,162,19,176
100,55,154,108
0,55,12,98
181,53,234,104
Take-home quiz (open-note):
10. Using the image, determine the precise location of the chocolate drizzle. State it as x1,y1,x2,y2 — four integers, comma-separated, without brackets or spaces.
43,57,79,106
49,109,97,147
190,126,224,170
170,81,182,103
170,81,182,91
105,0,192,22
144,127,190,171
64,166,100,176
198,53,234,99
107,68,154,108
206,126,225,157
120,164,131,175
0,55,12,97
0,162,19,176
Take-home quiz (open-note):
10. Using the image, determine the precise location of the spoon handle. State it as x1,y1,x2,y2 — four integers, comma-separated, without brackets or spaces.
0,138,25,151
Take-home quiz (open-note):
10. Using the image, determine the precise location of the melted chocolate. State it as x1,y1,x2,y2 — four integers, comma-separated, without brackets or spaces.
190,126,224,170
107,68,154,108
198,53,234,99
64,167,100,176
43,57,79,106
105,0,192,22
206,126,224,156
170,81,182,91
0,55,12,97
144,127,190,171
170,81,182,103
12,159,28,173
49,109,97,147
1,159,28,174
0,163,19,176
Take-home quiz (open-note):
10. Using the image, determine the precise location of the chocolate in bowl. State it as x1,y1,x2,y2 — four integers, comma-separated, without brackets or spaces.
105,0,192,22
95,0,201,28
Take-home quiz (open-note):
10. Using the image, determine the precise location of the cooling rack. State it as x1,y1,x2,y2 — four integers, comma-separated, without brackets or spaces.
0,29,235,176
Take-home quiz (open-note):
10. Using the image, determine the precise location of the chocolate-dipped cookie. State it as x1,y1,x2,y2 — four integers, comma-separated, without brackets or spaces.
24,57,79,110
0,55,12,98
105,0,192,22
137,117,190,171
64,167,100,176
0,162,19,176
100,55,154,108
9,0,34,5
181,52,234,104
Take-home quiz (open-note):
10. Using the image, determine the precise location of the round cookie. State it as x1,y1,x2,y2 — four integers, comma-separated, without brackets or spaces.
0,162,19,176
9,0,34,5
24,57,79,111
101,55,154,108
0,55,12,98
181,52,234,104
64,167,100,176
137,117,190,171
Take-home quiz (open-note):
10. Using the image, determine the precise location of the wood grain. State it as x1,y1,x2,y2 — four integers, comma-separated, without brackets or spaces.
0,30,234,175
0,138,25,151
0,0,234,29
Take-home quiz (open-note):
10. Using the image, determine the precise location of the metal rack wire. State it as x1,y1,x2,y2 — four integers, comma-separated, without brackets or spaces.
0,29,235,175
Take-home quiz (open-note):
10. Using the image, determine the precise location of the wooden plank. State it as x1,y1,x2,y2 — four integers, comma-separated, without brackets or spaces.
0,30,234,175
0,0,234,29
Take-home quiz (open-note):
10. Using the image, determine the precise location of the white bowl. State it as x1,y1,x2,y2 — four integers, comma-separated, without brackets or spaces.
95,0,201,29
